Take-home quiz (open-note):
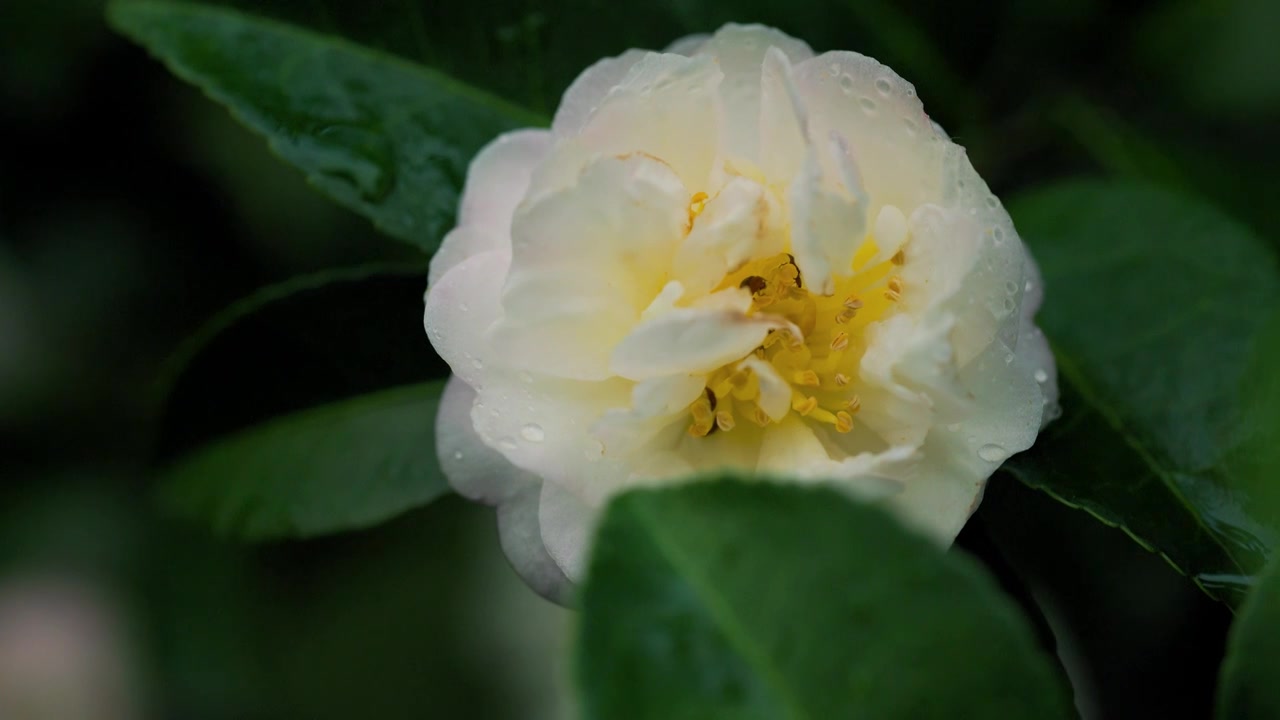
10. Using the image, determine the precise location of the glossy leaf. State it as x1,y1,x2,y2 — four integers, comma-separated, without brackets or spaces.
159,381,448,541
108,1,544,253
576,480,1073,719
1006,180,1280,606
1218,555,1280,718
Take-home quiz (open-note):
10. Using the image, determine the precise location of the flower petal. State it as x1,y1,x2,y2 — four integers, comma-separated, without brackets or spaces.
788,137,870,295
694,24,814,163
491,153,690,380
791,51,948,215
672,175,785,295
757,415,829,472
553,50,649,138
1016,248,1059,426
428,225,505,287
424,250,510,390
664,33,710,56
437,376,539,504
578,53,723,191
495,481,574,604
459,129,553,233
539,481,596,582
736,355,791,421
610,305,796,381
889,346,1047,545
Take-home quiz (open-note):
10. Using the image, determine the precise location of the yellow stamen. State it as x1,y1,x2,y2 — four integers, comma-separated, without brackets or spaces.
835,411,854,433
793,369,821,387
715,411,736,432
792,395,819,415
844,395,862,413
834,373,851,387
830,332,850,351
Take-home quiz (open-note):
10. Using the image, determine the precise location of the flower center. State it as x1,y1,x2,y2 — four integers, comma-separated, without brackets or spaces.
687,244,905,438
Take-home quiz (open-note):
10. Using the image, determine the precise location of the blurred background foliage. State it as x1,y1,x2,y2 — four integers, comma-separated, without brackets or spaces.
1,0,1277,718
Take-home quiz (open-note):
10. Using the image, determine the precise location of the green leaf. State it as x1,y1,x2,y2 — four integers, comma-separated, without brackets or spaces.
108,1,544,253
1006,180,1280,606
1218,555,1280,718
576,480,1074,719
159,381,448,541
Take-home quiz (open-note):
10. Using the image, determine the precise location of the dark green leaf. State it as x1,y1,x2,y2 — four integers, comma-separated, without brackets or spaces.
159,381,448,541
576,480,1073,720
1006,180,1280,606
108,0,544,253
1218,555,1280,718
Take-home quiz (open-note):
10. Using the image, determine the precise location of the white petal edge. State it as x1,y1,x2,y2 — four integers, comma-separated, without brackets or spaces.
496,482,575,605
436,376,539,504
539,482,596,583
424,250,510,390
693,24,814,163
459,129,553,234
553,50,649,137
436,377,572,604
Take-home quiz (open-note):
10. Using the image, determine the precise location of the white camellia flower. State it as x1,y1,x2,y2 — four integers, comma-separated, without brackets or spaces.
425,24,1058,602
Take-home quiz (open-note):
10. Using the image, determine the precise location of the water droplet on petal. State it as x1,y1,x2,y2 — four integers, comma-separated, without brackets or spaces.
499,437,518,451
1005,281,1019,294
875,77,893,95
858,96,877,114
978,444,1008,462
520,423,544,442
1034,369,1049,383
452,451,463,461
992,227,1006,244
839,73,856,94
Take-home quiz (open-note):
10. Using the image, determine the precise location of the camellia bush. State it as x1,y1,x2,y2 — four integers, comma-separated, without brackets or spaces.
98,0,1278,717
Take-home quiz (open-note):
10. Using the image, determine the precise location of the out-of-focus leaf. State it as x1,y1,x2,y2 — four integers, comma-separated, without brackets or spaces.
1006,180,1280,606
108,1,543,253
1217,555,1280,718
159,381,447,541
576,480,1073,719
